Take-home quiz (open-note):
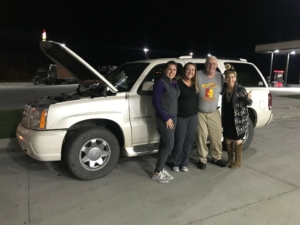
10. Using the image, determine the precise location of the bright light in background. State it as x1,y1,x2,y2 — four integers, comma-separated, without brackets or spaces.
189,52,193,56
208,54,211,57
144,48,149,59
42,29,46,41
62,43,66,47
274,49,279,53
290,51,296,54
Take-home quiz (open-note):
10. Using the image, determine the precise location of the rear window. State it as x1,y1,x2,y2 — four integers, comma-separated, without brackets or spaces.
224,62,266,87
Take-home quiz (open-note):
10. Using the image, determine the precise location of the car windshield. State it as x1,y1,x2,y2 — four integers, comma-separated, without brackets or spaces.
106,63,149,92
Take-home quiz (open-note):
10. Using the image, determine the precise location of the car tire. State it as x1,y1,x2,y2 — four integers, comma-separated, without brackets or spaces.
64,126,120,181
242,118,254,150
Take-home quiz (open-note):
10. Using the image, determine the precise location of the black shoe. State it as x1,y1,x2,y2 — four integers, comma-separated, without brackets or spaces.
213,159,226,167
197,161,206,170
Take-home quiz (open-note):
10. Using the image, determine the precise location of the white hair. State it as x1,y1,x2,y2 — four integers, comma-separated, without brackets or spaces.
205,56,218,64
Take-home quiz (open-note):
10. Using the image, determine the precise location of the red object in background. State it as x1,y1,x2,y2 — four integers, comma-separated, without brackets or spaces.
268,93,272,110
273,70,284,87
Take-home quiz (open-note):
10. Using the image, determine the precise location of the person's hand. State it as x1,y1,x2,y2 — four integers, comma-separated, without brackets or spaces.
247,90,252,99
165,118,174,129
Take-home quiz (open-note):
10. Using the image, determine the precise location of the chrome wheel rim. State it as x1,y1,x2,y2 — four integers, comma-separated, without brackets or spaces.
79,138,111,171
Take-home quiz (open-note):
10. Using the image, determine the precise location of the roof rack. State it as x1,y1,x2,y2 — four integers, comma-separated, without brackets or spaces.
178,55,192,59
177,55,247,61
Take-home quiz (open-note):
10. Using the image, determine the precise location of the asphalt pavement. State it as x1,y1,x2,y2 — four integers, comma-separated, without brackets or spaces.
1,113,300,225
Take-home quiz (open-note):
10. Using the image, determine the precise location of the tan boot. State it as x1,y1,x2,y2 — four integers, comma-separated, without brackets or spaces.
226,143,233,167
231,143,242,169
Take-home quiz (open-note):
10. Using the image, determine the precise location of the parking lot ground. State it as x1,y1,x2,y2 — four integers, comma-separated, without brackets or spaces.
1,118,300,225
272,96,300,120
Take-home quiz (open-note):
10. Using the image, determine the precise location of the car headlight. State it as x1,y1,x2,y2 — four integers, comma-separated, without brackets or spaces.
30,107,48,130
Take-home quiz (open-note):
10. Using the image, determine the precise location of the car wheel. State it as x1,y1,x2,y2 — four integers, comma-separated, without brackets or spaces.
64,127,120,181
242,118,254,150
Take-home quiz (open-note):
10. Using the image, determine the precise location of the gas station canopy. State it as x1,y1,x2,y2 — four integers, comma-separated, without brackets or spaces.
255,40,300,86
255,40,300,55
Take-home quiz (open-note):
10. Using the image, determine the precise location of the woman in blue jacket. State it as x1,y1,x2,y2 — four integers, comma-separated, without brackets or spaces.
152,61,180,183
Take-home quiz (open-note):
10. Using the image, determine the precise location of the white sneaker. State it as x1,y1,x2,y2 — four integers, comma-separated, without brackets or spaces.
161,168,174,180
152,172,169,183
172,167,179,172
180,166,188,172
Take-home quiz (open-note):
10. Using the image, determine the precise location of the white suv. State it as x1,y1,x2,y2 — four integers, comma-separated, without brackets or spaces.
16,41,273,180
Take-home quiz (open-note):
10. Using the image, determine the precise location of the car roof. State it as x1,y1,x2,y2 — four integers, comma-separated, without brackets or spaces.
127,57,250,64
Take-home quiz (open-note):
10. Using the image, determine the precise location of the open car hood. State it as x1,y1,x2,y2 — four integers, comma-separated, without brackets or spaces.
40,41,118,93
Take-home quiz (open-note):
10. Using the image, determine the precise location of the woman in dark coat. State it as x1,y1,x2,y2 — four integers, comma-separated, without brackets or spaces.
221,65,252,168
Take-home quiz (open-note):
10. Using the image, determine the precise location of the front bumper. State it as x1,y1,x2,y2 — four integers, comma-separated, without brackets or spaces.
16,123,66,161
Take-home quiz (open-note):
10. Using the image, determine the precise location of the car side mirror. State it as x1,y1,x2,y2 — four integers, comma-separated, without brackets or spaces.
141,81,154,91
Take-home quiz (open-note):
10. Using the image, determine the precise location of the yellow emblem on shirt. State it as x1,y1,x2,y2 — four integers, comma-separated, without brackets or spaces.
202,82,217,101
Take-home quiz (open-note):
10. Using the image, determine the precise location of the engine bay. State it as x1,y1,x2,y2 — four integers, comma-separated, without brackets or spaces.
29,82,115,108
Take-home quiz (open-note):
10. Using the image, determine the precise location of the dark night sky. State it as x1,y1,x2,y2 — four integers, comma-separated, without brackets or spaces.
1,0,300,83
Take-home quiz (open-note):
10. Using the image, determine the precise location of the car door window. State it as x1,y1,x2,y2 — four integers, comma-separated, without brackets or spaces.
138,63,183,95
